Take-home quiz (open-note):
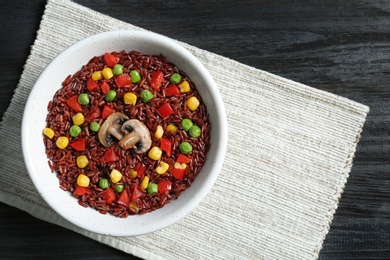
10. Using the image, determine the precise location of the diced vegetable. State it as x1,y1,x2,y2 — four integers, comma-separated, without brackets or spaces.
178,80,190,93
100,81,110,94
91,71,102,81
70,138,86,151
115,73,132,87
102,67,114,79
77,173,90,187
72,112,85,126
76,155,89,169
110,169,122,183
87,77,99,91
43,127,55,139
112,64,124,75
189,125,202,138
155,161,169,175
140,176,149,190
104,52,119,67
141,89,154,103
103,147,119,162
101,105,115,119
117,187,130,206
147,183,158,194
73,185,91,196
174,162,187,170
129,169,138,178
159,138,172,157
169,73,182,84
78,93,90,105
181,118,193,131
66,96,82,112
171,168,185,180
177,154,191,164
148,146,162,161
157,103,174,119
102,187,116,204
98,178,109,189
56,136,69,149
135,163,146,178
105,89,117,102
150,71,164,90
130,70,141,83
131,185,145,201
69,125,82,137
187,96,200,111
123,92,137,105
129,201,140,213
115,183,125,193
179,141,192,154
165,85,180,97
166,124,178,133
89,122,100,132
158,180,172,193
154,125,164,139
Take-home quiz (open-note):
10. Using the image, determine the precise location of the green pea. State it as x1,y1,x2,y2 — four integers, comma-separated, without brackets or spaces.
130,70,141,83
98,178,109,189
89,122,100,132
112,64,124,75
147,183,158,194
179,141,193,154
78,93,90,105
105,89,117,102
114,183,125,193
69,125,82,137
169,73,182,84
181,118,193,131
141,89,154,103
189,125,201,138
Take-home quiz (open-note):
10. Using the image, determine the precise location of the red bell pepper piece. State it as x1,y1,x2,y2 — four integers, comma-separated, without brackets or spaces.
165,85,180,97
102,105,115,119
135,163,146,178
100,81,110,94
150,71,164,90
86,77,99,91
158,180,172,194
131,185,145,201
117,187,130,207
102,187,116,204
159,138,172,157
171,168,185,180
70,138,86,151
103,147,119,162
104,52,120,67
115,73,132,87
73,185,91,196
177,154,191,164
66,95,82,112
88,107,101,121
157,103,174,119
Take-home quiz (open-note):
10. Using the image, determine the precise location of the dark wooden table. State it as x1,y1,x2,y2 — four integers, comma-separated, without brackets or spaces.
1,1,389,259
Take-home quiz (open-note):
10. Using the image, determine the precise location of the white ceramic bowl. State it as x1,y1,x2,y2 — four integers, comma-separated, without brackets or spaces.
22,30,228,236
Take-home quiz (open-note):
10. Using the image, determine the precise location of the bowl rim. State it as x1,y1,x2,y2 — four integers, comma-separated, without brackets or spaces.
21,30,228,236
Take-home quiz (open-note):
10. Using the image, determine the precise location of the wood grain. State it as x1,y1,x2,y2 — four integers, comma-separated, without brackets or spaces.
1,0,389,259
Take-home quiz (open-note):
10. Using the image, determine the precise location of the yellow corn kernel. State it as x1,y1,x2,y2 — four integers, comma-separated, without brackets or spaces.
166,124,178,133
76,155,89,169
186,96,200,111
72,112,85,126
156,161,169,174
56,136,69,149
148,146,162,161
129,169,137,178
129,201,139,213
43,128,55,139
77,174,90,187
174,162,187,170
110,169,122,183
140,176,150,190
179,80,190,93
102,67,114,79
124,92,137,105
92,71,102,81
154,125,164,139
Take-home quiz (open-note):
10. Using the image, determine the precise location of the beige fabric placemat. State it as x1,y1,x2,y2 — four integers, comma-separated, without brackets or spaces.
0,0,369,259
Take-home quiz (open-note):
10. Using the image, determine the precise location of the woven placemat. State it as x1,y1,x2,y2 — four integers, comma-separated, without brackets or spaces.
0,0,369,259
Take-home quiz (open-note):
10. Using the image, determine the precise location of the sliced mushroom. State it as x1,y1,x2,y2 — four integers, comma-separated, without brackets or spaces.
118,119,152,153
98,112,129,147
